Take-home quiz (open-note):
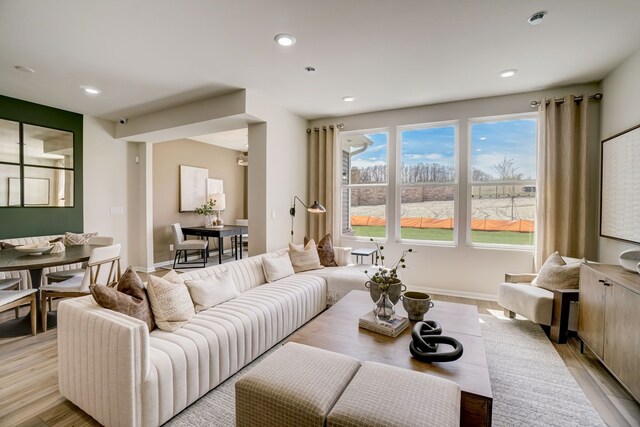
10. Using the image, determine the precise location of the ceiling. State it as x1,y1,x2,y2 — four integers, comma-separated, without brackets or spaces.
189,128,248,151
1,0,640,121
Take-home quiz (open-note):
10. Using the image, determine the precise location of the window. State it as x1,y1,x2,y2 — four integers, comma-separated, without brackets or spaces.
340,130,388,239
399,123,457,243
469,115,537,246
0,119,75,207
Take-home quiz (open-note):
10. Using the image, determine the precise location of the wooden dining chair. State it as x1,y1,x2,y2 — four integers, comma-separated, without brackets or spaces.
40,244,121,331
45,236,116,284
0,277,22,318
0,289,37,335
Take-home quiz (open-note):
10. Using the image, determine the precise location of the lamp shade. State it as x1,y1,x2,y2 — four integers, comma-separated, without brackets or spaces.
210,193,226,210
307,201,326,213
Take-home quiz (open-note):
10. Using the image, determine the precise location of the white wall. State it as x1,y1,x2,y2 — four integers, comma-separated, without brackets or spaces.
83,116,132,267
246,91,308,252
598,47,640,263
311,83,601,299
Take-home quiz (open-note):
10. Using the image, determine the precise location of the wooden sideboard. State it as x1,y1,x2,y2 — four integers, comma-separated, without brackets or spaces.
578,263,640,402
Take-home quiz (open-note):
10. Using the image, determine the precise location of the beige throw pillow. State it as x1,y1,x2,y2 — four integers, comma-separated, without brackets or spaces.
288,240,324,273
532,252,581,291
146,274,195,331
185,270,240,312
162,269,185,284
64,232,98,245
262,255,295,282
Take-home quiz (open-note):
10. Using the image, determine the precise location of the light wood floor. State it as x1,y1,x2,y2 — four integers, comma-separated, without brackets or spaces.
1,294,638,427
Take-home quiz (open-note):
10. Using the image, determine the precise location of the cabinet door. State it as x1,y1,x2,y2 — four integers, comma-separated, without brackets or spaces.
604,283,640,400
578,265,606,358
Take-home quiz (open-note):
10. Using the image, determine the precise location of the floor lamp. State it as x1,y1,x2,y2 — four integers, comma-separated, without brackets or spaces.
290,196,326,242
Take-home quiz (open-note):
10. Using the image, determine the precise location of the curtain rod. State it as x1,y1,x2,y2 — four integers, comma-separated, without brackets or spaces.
306,123,345,133
530,93,602,108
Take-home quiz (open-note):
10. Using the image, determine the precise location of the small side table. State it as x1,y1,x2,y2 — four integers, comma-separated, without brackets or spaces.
352,248,377,264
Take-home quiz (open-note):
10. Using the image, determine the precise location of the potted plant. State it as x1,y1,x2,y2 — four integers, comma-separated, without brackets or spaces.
364,239,412,321
195,199,217,228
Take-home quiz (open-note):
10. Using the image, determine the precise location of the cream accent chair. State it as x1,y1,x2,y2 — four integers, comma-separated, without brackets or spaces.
171,223,208,269
40,244,121,331
498,256,581,343
45,236,116,284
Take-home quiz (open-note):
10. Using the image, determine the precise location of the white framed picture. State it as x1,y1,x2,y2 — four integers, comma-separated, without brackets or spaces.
179,165,209,212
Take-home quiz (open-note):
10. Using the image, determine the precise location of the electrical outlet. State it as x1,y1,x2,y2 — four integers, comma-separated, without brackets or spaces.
169,244,174,251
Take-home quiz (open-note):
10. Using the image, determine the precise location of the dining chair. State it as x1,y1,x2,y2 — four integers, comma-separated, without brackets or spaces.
40,244,121,331
0,276,23,318
45,236,116,284
171,223,208,269
0,289,37,335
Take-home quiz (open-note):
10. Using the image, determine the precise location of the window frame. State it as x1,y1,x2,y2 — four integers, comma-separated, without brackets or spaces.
339,127,390,242
466,112,538,250
396,120,459,246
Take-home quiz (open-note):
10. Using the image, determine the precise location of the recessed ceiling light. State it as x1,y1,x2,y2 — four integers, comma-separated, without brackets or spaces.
14,65,36,73
528,11,546,25
500,69,517,78
81,86,101,95
343,96,355,102
274,33,296,47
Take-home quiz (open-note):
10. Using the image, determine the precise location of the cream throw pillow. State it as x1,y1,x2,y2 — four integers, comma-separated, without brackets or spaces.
147,274,195,331
532,251,581,291
288,240,324,273
185,270,240,312
262,255,295,282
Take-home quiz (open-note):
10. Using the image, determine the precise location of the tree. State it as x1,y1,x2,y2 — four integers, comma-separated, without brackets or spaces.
492,156,521,196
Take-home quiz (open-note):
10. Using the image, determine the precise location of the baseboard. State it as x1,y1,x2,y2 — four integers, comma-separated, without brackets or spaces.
409,285,497,302
133,266,156,273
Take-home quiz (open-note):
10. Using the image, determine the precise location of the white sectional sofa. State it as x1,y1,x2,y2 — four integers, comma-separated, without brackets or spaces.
0,234,84,288
57,247,367,427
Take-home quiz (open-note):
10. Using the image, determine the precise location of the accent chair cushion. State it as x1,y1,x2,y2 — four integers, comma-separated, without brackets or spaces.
498,282,553,325
532,251,581,291
185,270,240,312
288,240,324,273
305,234,338,267
262,254,295,282
90,267,156,331
64,232,98,246
146,273,195,331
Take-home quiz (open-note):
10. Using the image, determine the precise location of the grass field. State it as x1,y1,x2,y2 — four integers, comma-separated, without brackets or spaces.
351,226,534,246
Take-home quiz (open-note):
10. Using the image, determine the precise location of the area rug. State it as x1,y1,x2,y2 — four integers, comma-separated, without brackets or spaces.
167,314,604,426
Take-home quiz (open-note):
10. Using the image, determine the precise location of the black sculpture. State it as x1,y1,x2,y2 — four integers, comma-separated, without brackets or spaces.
409,321,464,363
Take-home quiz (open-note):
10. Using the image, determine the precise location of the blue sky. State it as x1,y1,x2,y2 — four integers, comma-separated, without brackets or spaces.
350,119,537,180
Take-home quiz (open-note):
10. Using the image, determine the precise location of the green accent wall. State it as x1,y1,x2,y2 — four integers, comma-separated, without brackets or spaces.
0,94,83,239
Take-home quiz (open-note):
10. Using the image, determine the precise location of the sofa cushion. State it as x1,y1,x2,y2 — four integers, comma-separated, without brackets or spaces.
289,240,323,273
90,267,156,331
305,234,338,267
147,274,195,331
532,252,581,291
299,265,369,305
185,270,240,312
498,282,553,325
263,254,295,282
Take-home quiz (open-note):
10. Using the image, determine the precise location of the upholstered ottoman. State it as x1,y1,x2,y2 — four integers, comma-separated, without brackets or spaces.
235,342,360,427
327,361,461,427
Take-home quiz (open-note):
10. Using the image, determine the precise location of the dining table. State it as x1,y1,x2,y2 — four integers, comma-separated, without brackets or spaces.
180,225,248,265
0,244,93,336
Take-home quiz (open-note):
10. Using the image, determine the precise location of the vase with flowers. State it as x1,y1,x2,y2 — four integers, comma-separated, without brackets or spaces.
364,238,412,321
195,199,217,228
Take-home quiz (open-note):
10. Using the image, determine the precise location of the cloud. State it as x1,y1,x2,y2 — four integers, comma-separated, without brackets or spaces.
405,153,443,161
352,158,386,168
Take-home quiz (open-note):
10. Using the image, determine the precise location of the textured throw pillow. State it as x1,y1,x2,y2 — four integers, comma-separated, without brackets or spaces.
64,232,98,245
146,274,195,331
90,267,156,331
305,234,338,267
288,240,324,273
185,270,240,312
532,252,582,291
262,254,295,282
162,269,185,284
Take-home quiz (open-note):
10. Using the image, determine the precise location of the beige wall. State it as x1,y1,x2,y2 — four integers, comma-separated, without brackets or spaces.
598,46,640,263
152,138,246,264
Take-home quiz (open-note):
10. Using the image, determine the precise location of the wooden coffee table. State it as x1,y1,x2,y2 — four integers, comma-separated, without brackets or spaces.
287,290,492,426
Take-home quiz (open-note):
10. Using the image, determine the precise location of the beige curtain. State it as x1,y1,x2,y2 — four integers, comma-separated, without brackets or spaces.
308,126,336,241
535,95,589,269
